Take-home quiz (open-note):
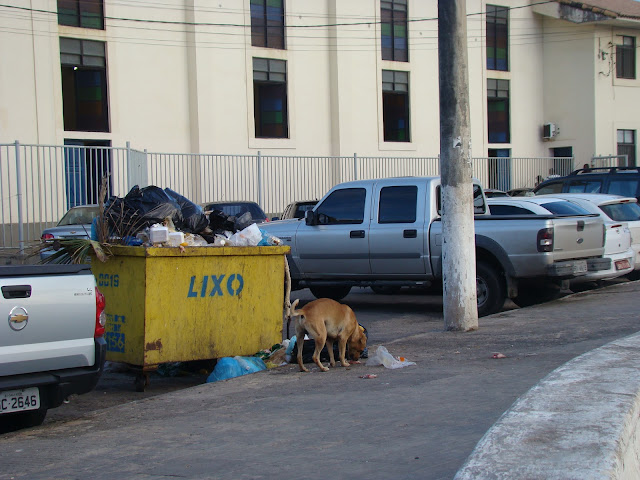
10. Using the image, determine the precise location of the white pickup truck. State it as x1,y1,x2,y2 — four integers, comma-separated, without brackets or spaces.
0,264,106,430
261,177,608,316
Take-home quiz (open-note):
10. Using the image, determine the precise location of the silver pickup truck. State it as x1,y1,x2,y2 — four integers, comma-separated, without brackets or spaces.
261,177,607,316
0,264,106,431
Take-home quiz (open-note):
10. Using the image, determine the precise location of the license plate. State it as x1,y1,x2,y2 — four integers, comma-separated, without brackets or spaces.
615,259,631,271
573,261,588,274
0,387,40,415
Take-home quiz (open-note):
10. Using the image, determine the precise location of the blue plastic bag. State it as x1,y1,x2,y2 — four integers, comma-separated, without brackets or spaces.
206,356,267,383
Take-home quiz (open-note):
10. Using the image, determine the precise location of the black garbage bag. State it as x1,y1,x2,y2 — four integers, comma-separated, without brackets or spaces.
164,188,209,233
208,209,237,233
234,211,255,231
104,185,184,237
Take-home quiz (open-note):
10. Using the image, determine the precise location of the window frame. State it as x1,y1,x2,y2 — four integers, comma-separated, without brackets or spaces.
487,79,510,144
250,0,285,50
60,37,109,133
617,129,636,166
486,4,509,71
253,57,289,139
616,36,636,80
381,0,408,62
57,0,105,30
382,70,410,142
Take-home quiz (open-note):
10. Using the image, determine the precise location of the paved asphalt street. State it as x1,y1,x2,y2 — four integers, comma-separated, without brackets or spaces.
1,280,639,480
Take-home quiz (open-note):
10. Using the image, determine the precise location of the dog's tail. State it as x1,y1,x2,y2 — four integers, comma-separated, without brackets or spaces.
290,298,302,316
286,298,302,339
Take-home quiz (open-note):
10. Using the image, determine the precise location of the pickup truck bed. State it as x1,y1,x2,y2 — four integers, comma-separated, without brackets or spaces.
0,264,106,430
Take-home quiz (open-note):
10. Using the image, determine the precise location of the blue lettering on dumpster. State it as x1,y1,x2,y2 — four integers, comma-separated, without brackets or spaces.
227,274,244,296
187,274,244,297
105,314,126,353
209,275,225,296
97,273,119,288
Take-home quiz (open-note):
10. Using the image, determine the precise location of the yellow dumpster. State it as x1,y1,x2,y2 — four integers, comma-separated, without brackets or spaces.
91,245,290,390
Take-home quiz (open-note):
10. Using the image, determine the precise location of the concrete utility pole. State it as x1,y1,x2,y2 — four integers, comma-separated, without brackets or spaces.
437,0,478,331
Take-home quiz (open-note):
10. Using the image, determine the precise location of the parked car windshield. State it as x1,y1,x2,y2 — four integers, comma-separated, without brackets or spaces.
57,206,100,226
542,201,591,216
599,202,640,221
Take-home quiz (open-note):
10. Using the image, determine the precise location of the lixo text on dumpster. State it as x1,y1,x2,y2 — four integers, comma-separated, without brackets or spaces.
188,274,244,298
105,313,126,353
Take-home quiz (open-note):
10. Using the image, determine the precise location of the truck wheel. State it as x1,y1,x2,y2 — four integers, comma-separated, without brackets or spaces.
309,286,352,301
476,261,506,317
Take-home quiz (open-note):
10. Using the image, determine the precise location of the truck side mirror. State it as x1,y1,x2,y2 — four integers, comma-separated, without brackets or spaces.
305,210,317,226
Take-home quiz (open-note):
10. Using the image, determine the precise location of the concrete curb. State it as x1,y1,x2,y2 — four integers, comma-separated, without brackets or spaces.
454,331,640,480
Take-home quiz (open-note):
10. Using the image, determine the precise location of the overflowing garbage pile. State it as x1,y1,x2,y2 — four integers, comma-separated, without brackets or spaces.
100,185,281,248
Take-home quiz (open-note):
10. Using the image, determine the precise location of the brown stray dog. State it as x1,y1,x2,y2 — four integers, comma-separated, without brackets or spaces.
290,298,367,372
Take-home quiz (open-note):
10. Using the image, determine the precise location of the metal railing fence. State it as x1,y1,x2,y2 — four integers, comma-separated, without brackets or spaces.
0,140,577,253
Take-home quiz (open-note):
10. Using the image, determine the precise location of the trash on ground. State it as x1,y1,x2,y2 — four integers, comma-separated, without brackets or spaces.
366,346,416,369
206,356,267,383
359,374,378,379
491,353,507,359
255,343,289,368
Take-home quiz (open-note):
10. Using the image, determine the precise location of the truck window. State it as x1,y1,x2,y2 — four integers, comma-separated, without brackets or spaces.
542,201,591,215
489,204,535,215
535,181,563,195
316,188,366,225
568,179,602,194
436,185,487,215
608,179,638,198
378,186,417,223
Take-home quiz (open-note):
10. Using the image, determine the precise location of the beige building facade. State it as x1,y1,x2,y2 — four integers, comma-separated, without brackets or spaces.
1,0,639,162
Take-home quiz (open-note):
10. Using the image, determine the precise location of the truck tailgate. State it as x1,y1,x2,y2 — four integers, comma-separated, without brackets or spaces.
0,270,96,376
552,216,604,260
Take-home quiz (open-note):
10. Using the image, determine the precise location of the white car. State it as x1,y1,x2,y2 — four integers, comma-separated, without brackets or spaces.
487,196,635,283
534,193,640,280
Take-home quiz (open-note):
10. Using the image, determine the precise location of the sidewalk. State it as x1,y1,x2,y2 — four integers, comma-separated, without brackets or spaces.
1,281,639,480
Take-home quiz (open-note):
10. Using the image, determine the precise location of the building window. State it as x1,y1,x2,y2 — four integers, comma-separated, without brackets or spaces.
60,37,109,132
616,36,636,79
250,0,285,49
617,129,636,166
253,58,288,138
382,70,410,142
486,5,509,71
381,0,408,62
487,79,509,143
57,0,104,30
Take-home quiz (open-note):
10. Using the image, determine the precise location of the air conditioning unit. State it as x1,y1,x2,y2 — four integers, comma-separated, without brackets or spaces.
542,123,559,140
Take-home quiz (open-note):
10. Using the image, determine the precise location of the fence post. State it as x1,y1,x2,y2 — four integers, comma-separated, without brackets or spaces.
257,151,263,208
354,153,358,180
14,141,24,256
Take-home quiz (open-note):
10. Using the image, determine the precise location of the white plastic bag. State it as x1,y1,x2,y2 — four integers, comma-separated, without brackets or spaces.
366,345,416,369
229,223,262,246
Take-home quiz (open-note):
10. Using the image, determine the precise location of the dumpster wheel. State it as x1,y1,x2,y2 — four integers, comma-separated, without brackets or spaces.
134,372,150,392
